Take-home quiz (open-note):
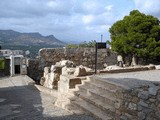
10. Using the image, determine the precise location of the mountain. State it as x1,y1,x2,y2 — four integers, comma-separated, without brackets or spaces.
0,30,65,46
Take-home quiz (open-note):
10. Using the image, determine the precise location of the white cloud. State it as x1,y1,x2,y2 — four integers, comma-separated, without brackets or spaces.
105,5,113,11
82,15,94,24
134,0,160,18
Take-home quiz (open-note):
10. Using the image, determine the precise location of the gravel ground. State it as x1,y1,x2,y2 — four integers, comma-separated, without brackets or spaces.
97,70,160,89
0,76,94,120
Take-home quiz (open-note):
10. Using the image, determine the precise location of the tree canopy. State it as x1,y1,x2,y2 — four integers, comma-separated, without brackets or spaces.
109,10,160,64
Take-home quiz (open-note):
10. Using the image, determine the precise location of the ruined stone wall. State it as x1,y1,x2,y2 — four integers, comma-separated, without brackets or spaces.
39,48,117,69
27,59,43,83
119,84,160,120
27,48,117,82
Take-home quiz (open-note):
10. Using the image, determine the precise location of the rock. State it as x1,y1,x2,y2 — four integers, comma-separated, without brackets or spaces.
51,65,62,74
74,66,87,77
79,65,92,72
149,84,159,96
105,65,122,70
138,112,146,120
138,100,148,107
155,65,160,70
40,77,45,86
62,66,76,75
44,67,50,77
128,102,137,110
58,60,76,67
138,91,149,100
120,115,128,120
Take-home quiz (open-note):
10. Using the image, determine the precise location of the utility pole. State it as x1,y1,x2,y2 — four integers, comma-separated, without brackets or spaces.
101,34,103,42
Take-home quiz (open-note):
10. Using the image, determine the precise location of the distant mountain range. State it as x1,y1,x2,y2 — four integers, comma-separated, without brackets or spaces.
0,30,66,46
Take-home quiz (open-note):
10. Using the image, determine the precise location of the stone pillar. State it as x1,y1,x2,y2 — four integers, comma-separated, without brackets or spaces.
10,55,14,76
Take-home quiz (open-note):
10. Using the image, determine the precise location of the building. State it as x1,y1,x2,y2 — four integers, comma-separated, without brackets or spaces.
0,49,27,76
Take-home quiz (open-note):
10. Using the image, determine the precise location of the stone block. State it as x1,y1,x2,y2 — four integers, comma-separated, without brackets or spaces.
149,84,159,96
51,65,62,74
74,66,87,77
138,91,149,100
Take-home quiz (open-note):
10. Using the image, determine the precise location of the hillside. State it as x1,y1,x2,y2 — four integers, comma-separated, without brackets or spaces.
0,30,65,46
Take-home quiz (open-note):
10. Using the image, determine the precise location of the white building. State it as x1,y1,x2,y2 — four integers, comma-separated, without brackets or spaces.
0,49,27,76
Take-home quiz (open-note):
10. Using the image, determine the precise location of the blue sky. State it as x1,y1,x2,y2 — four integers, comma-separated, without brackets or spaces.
0,0,159,43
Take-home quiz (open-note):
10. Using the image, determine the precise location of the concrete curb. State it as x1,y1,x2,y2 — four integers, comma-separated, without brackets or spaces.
34,84,58,97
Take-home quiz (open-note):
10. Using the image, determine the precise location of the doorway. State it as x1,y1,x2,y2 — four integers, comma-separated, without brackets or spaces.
15,65,20,74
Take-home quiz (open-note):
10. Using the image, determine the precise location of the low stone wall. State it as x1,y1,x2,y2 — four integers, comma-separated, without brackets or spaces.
119,83,160,120
39,48,117,69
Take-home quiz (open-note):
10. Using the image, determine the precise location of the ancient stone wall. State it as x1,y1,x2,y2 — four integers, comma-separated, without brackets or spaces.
27,48,117,82
27,59,43,83
119,83,160,120
39,48,117,69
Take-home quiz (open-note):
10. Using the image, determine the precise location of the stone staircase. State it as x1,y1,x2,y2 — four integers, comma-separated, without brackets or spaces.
64,75,128,120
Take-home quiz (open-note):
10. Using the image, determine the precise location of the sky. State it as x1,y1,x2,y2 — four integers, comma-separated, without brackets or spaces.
0,0,160,43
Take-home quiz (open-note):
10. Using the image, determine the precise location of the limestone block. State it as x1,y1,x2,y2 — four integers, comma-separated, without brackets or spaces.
155,65,160,70
74,66,87,77
62,66,76,75
44,67,50,77
51,65,62,74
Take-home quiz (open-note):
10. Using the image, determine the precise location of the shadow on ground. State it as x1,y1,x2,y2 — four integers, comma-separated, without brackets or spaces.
0,84,94,120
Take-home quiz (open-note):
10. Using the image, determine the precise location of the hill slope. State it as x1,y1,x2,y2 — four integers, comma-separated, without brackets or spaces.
0,30,65,46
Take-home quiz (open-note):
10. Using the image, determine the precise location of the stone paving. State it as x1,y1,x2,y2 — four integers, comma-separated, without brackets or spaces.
0,75,94,120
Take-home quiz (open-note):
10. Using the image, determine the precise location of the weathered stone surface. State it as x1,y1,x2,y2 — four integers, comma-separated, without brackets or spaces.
62,66,75,75
44,67,50,74
149,84,159,96
40,76,45,86
155,65,160,70
138,100,148,107
138,91,149,100
51,65,62,74
138,112,146,120
128,103,137,110
39,48,117,70
120,115,128,120
74,66,87,77
57,60,76,68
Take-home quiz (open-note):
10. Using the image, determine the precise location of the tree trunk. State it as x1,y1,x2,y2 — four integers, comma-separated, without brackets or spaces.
131,54,138,66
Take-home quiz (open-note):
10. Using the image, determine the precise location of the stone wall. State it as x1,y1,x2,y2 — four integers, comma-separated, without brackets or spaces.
119,83,160,120
27,48,117,82
39,48,117,69
27,59,43,83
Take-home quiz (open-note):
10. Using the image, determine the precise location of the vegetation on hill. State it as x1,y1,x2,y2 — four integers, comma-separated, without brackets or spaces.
109,10,160,65
66,40,96,48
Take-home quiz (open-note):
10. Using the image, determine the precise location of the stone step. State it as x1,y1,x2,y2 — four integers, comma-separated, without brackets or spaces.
73,90,117,117
82,81,121,98
88,76,129,91
71,97,114,120
55,93,84,115
77,84,119,107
